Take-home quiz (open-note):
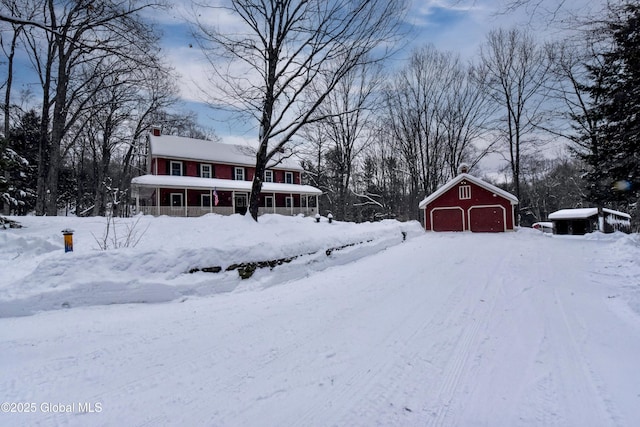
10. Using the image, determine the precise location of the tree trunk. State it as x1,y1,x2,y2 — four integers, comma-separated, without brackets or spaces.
248,142,268,220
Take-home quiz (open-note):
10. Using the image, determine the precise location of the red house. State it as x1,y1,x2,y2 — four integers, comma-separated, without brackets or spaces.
131,128,322,217
419,173,518,232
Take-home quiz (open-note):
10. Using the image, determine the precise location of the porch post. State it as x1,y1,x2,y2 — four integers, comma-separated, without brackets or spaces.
316,195,319,215
273,192,276,213
135,187,140,214
184,188,188,217
210,189,213,213
305,194,309,215
290,193,294,215
156,187,160,216
232,191,236,214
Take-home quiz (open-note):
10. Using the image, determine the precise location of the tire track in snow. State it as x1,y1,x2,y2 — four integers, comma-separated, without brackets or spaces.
421,250,505,427
304,243,505,427
550,287,625,426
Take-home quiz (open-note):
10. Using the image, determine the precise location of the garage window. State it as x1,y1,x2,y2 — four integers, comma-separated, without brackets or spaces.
459,185,471,200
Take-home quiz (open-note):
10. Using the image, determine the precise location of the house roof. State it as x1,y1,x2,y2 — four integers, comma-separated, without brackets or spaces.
418,173,518,209
148,133,304,171
548,208,631,220
131,174,322,195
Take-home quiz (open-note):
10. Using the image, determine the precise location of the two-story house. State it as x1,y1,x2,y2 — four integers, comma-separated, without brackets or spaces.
131,128,322,217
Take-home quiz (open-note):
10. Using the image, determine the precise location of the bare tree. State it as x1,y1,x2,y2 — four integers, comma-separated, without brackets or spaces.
302,61,382,221
383,45,450,207
477,28,551,221
193,0,407,221
440,62,497,179
17,0,165,215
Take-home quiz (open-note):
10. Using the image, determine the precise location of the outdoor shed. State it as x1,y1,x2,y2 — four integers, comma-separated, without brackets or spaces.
419,173,518,232
548,208,631,235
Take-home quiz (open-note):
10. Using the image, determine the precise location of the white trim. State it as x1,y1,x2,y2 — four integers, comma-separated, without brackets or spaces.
468,204,507,232
419,173,518,209
285,171,294,184
201,193,212,208
234,192,248,214
200,163,212,178
234,167,245,181
170,161,183,176
430,206,465,231
459,185,471,200
170,192,183,207
264,195,274,209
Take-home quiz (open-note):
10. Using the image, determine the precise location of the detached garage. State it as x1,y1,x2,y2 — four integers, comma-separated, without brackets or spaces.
419,172,518,232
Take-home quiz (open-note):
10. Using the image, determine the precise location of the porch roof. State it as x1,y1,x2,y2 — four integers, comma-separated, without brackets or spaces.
131,174,322,195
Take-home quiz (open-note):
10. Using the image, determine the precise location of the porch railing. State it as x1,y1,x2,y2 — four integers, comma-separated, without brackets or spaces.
138,205,317,217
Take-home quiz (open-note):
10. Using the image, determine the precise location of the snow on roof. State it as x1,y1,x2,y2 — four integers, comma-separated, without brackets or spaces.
131,174,322,195
548,208,631,220
418,173,518,209
149,133,304,171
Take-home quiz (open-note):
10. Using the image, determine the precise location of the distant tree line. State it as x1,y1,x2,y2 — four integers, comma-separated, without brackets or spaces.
1,1,638,231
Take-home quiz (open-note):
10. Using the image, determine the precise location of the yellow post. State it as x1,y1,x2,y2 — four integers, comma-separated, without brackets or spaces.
62,229,74,252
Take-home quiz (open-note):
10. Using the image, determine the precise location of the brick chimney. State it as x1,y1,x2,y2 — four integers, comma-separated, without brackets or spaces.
151,126,161,137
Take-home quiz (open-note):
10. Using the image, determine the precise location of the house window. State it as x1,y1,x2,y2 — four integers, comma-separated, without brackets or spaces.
170,193,183,207
285,171,293,184
234,167,245,181
459,185,471,200
200,164,212,178
285,196,293,208
201,194,211,207
264,170,273,182
264,196,274,208
170,161,183,176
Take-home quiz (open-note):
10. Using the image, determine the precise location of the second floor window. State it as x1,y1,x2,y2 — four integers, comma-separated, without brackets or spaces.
200,164,212,178
285,171,293,184
264,170,273,182
170,161,183,176
234,167,245,181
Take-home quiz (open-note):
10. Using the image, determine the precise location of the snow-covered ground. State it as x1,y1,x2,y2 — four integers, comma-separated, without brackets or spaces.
1,214,639,426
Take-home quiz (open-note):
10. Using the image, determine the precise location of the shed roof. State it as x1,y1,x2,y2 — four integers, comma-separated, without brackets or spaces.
131,174,322,195
548,208,631,220
148,133,304,171
418,173,518,209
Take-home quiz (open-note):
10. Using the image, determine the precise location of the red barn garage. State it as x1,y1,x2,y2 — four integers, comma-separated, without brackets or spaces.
419,173,518,232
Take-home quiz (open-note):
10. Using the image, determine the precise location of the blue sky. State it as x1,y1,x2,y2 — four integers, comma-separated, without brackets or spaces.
147,0,499,142
7,0,603,172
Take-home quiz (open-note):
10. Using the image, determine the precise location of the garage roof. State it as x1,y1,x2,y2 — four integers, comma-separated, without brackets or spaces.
418,173,518,209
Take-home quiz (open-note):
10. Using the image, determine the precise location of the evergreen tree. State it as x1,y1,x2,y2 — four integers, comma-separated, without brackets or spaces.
582,2,640,208
1,110,41,214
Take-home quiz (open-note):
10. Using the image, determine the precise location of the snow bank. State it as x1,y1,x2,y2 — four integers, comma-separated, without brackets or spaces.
0,214,423,317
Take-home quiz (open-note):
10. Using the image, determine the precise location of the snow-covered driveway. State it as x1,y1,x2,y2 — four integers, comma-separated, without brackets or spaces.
2,230,639,426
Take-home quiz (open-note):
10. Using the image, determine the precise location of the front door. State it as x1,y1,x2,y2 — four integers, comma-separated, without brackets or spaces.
234,193,248,215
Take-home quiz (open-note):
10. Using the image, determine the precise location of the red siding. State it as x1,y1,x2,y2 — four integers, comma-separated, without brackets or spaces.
185,161,198,177
215,164,233,180
425,180,514,232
